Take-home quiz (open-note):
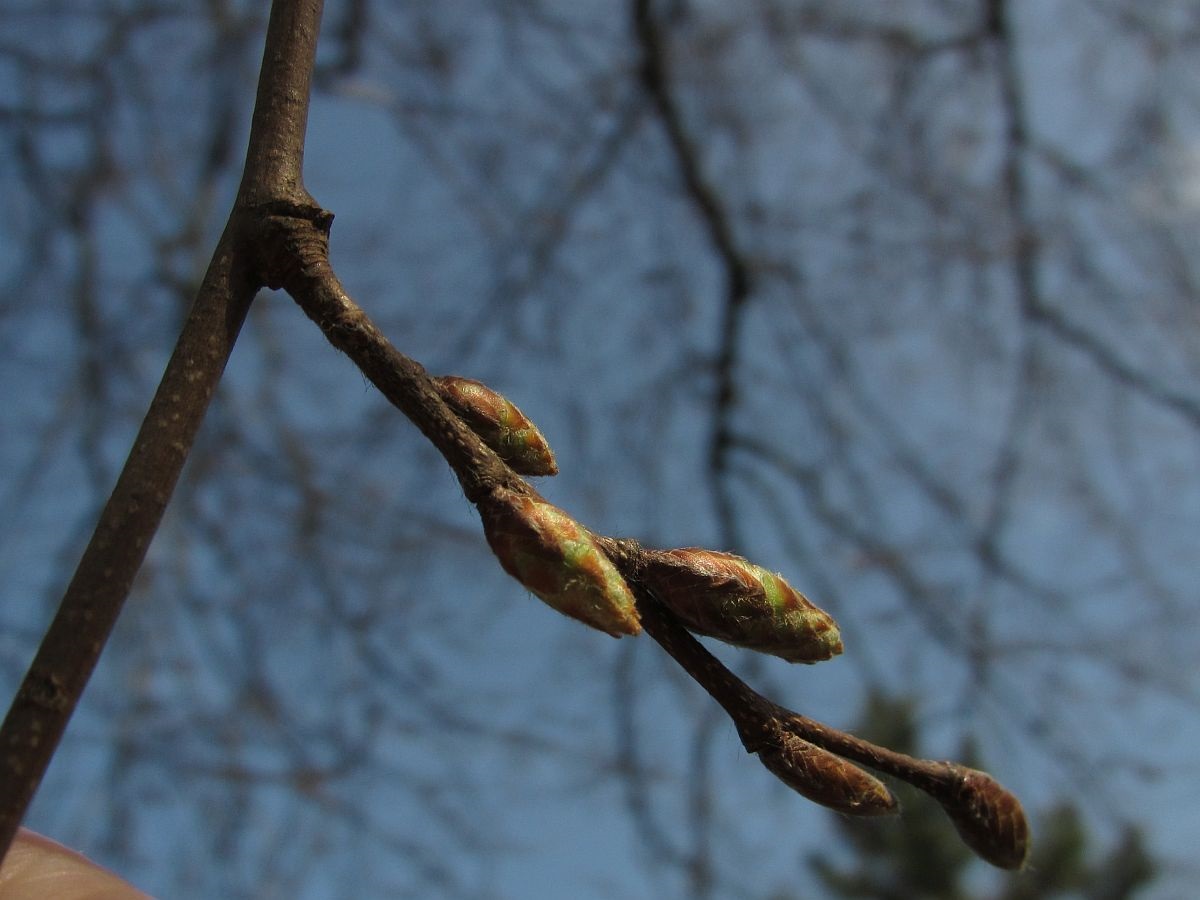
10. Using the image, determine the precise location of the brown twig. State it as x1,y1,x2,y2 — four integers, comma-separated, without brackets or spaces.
0,0,328,857
234,88,1032,877
240,156,1030,863
249,208,530,510
602,540,1029,869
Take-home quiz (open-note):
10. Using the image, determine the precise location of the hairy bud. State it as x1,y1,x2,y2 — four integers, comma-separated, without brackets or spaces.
482,492,640,637
757,727,897,816
639,549,841,663
940,766,1030,870
436,376,558,476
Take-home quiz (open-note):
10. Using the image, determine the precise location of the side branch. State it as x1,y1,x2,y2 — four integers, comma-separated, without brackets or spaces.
615,562,1029,870
216,211,1035,870
253,210,528,507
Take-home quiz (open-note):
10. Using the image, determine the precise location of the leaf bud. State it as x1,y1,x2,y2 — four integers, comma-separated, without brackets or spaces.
757,727,897,816
639,549,841,663
436,376,558,476
939,766,1030,870
482,492,640,637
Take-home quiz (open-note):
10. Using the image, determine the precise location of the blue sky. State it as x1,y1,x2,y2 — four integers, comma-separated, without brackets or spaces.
2,2,1198,896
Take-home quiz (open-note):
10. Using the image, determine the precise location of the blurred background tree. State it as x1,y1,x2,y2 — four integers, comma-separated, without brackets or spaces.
0,0,1195,896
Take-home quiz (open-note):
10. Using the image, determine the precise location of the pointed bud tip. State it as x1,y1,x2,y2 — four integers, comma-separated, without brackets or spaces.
436,376,558,476
942,767,1031,870
640,549,842,663
483,494,640,637
758,730,898,817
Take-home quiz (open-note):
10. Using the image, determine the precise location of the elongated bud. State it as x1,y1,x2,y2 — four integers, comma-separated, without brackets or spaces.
939,766,1030,870
436,376,558,476
639,549,841,663
482,492,640,637
757,727,898,816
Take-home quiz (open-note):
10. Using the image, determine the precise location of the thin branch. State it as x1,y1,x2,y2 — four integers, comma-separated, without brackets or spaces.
0,0,327,857
612,643,690,871
250,208,527,509
632,0,752,550
628,10,756,879
618,571,1029,870
1023,298,1200,429
240,152,1024,861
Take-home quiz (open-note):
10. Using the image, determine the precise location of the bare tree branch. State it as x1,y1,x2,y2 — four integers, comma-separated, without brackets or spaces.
0,0,326,857
633,0,752,553
0,0,1037,882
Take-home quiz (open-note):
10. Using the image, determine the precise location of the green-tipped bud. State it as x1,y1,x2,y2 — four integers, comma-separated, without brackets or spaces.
639,549,841,663
482,492,640,637
758,727,898,816
939,766,1031,870
436,376,558,476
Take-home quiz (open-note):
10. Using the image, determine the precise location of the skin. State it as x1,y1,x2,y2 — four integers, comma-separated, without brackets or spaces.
0,830,148,900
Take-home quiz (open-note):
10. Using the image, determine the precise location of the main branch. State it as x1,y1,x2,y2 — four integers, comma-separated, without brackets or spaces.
0,0,327,857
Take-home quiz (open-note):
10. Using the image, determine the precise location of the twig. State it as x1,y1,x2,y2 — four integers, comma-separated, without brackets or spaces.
0,0,327,857
606,546,1029,870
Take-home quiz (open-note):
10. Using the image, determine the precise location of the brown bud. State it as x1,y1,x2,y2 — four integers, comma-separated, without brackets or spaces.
939,766,1030,870
757,727,897,816
639,549,842,663
436,376,558,476
482,492,640,637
